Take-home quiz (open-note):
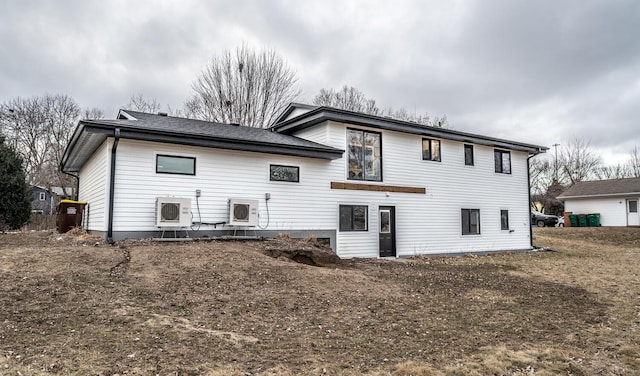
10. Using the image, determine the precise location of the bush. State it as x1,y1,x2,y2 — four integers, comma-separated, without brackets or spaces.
0,136,31,230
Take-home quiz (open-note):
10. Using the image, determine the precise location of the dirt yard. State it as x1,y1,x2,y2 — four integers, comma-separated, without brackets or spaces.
1,228,639,375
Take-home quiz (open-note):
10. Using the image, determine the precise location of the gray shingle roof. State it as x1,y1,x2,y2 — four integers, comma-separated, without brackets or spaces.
272,105,548,154
61,110,344,172
557,177,640,199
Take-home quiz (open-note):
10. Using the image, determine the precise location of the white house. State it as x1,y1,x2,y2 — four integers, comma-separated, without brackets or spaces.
558,177,640,226
60,104,547,258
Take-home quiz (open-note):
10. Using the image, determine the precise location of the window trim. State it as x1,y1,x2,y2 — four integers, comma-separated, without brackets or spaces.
422,138,442,162
500,209,510,231
269,164,300,183
347,128,383,182
494,149,511,174
156,154,196,176
39,192,46,201
464,144,474,166
339,204,368,232
461,208,481,235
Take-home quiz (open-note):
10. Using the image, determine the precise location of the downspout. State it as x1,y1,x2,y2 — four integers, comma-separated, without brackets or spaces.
107,128,120,244
527,151,539,249
61,171,80,200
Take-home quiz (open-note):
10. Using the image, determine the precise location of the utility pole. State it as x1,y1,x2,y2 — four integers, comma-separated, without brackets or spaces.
552,143,560,182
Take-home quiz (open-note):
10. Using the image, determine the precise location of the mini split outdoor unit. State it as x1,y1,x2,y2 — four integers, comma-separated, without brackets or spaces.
228,198,259,227
155,197,192,227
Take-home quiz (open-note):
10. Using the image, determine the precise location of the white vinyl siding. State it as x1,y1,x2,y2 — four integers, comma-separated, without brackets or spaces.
101,119,532,258
78,140,109,231
319,122,532,257
110,139,336,234
564,197,631,226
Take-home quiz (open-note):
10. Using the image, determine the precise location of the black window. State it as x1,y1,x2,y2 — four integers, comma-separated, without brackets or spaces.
339,205,368,231
422,138,441,162
494,150,511,174
464,144,474,166
347,129,381,181
501,210,509,230
462,209,481,235
156,155,196,175
270,165,299,182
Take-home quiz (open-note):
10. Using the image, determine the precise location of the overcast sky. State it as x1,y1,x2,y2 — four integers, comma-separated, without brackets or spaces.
1,0,639,164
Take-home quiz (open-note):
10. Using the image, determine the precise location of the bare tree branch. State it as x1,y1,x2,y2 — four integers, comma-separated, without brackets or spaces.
313,85,449,128
559,137,602,185
187,45,300,128
0,94,102,199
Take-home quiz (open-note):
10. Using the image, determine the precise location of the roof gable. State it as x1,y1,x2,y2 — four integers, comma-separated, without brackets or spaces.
558,177,640,199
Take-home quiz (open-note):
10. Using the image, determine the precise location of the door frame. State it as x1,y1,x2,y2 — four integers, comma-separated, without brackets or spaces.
627,198,639,226
378,206,396,257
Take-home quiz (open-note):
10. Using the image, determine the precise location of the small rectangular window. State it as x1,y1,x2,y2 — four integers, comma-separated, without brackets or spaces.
39,192,46,201
464,144,474,166
156,154,196,175
422,138,441,161
270,165,299,182
462,209,481,235
494,150,511,174
501,210,509,231
629,200,638,213
339,205,368,232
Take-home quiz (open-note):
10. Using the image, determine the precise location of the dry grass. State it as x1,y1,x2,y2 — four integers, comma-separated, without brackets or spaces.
0,228,639,375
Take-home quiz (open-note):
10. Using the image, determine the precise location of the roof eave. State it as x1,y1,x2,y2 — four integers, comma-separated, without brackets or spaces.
558,192,640,200
61,121,344,172
273,107,547,154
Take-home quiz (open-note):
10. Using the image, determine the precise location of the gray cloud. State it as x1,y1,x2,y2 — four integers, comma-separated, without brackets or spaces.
1,0,639,163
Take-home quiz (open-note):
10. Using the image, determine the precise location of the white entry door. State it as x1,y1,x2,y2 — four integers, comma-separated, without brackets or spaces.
627,199,639,226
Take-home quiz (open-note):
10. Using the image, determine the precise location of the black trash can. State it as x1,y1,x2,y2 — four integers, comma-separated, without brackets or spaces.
57,200,87,233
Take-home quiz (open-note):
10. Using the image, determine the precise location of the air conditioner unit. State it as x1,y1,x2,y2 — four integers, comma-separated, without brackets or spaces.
156,197,191,227
228,198,259,227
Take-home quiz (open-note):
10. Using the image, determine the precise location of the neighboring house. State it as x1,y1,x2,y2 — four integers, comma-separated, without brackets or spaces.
60,104,547,258
30,186,74,215
31,186,53,214
557,177,640,226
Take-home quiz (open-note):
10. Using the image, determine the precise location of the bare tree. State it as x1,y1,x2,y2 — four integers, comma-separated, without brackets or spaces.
0,94,87,198
529,156,566,214
187,45,301,128
126,93,163,113
628,146,640,178
595,163,630,180
83,107,105,120
312,85,449,128
559,137,601,185
313,86,381,115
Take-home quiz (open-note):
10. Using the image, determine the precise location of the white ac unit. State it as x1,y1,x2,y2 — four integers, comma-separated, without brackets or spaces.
156,197,192,227
228,198,259,227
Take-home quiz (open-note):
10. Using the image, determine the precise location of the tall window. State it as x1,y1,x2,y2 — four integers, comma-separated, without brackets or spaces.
464,144,474,166
39,192,46,201
347,129,381,181
494,150,511,174
462,209,481,235
156,155,196,175
339,205,368,231
422,138,441,162
500,210,509,230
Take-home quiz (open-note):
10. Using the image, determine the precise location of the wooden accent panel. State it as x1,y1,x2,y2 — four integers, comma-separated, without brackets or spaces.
331,182,425,194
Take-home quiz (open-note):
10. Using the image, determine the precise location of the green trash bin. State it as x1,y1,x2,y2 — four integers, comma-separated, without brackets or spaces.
578,214,588,227
569,214,579,227
587,213,600,227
